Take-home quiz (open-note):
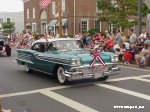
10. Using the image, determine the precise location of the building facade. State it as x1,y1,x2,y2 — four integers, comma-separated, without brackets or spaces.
23,0,109,36
23,0,149,36
145,0,150,33
0,11,24,33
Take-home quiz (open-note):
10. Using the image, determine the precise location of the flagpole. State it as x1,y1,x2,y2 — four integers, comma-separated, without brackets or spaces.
58,0,62,38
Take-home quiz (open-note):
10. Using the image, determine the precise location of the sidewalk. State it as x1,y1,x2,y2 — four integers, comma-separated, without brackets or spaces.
119,62,150,69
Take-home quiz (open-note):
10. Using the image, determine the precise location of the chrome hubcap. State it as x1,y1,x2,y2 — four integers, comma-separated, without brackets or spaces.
25,64,29,72
57,67,65,83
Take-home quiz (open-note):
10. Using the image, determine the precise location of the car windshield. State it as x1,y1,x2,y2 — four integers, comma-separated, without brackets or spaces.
51,40,85,51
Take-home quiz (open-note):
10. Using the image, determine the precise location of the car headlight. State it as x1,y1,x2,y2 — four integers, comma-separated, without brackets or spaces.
70,59,82,66
111,56,119,62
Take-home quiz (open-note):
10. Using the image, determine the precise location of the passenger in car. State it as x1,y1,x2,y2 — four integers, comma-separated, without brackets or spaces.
39,44,45,52
48,42,57,51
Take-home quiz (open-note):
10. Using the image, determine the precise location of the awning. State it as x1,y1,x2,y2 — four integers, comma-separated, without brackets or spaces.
56,19,68,27
48,20,58,26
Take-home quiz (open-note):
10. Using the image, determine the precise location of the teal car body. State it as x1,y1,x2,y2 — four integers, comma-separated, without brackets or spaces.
16,38,120,84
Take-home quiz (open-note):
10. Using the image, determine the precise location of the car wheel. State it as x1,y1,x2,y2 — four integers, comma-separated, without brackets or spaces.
25,63,33,73
98,76,109,81
56,66,67,84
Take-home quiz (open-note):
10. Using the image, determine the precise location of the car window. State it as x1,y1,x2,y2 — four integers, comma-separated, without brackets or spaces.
50,40,85,51
31,42,46,52
31,43,40,52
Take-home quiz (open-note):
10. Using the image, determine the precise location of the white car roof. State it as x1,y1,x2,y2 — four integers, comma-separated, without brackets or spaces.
32,38,79,44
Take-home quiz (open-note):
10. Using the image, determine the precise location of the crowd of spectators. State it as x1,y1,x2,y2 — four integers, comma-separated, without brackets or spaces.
9,28,150,67
75,29,150,67
10,32,55,49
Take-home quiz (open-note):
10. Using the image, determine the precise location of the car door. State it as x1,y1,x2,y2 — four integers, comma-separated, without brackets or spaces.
30,42,54,73
30,42,45,71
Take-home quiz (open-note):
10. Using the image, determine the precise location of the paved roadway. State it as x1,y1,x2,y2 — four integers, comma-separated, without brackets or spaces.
0,48,150,112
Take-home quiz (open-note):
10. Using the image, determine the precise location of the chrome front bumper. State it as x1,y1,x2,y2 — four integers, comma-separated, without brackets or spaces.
64,63,120,81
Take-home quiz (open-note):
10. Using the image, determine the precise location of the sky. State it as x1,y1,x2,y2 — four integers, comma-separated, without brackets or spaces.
0,0,23,12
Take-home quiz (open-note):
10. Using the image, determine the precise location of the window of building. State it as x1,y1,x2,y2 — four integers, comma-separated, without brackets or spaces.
62,27,67,35
27,9,29,19
62,0,65,11
52,2,55,15
96,0,101,13
81,20,88,33
94,21,100,30
0,18,3,23
32,23,36,33
6,18,11,22
109,23,117,32
33,8,35,18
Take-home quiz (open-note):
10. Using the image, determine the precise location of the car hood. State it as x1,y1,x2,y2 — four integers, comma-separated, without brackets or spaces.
45,50,115,64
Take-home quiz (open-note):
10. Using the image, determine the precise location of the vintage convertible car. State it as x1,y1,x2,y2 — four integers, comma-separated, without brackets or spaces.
16,38,120,84
0,34,11,56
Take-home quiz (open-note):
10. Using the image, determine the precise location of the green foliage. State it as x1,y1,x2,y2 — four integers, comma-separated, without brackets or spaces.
97,0,150,30
87,28,100,37
33,33,40,40
67,34,73,38
2,22,15,35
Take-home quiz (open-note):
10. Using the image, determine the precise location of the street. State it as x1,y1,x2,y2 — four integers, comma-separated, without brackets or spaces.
0,47,150,112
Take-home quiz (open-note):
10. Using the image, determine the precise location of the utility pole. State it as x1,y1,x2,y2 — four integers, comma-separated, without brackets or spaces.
138,0,142,34
74,0,76,36
58,0,62,38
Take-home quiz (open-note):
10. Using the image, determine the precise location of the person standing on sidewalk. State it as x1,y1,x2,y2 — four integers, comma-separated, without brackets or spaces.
129,29,137,46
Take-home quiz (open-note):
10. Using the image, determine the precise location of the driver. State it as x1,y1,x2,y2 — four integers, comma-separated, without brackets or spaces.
48,42,57,51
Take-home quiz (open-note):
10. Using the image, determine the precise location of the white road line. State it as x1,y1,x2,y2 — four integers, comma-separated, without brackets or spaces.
133,77,150,83
120,66,150,72
0,85,72,98
107,76,134,82
1,74,150,98
41,90,99,112
12,60,17,63
2,109,11,112
96,83,150,101
137,74,150,78
107,74,150,82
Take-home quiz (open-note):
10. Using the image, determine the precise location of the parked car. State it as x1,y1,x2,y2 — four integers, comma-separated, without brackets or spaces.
16,38,120,84
0,34,11,56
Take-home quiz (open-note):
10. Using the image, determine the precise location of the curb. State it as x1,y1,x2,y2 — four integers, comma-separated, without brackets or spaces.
118,62,150,69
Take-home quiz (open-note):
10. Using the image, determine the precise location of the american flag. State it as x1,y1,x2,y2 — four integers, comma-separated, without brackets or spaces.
40,0,52,8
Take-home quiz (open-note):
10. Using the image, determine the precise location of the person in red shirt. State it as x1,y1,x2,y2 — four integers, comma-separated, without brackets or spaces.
105,37,114,52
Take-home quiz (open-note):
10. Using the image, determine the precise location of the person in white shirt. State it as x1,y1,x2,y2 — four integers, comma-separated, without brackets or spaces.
129,29,137,45
138,29,147,42
123,39,130,50
113,41,120,52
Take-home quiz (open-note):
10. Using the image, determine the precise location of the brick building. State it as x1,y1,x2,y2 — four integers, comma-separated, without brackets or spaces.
23,0,110,36
23,0,149,36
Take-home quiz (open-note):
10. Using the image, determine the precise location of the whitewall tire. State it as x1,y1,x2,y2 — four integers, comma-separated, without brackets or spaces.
98,76,109,81
56,66,67,84
25,63,33,73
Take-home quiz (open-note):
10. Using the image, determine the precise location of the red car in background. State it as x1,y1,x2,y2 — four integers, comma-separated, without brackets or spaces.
0,34,11,56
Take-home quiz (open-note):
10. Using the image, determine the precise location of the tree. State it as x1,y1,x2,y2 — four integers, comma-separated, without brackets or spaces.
2,22,15,35
97,0,150,31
